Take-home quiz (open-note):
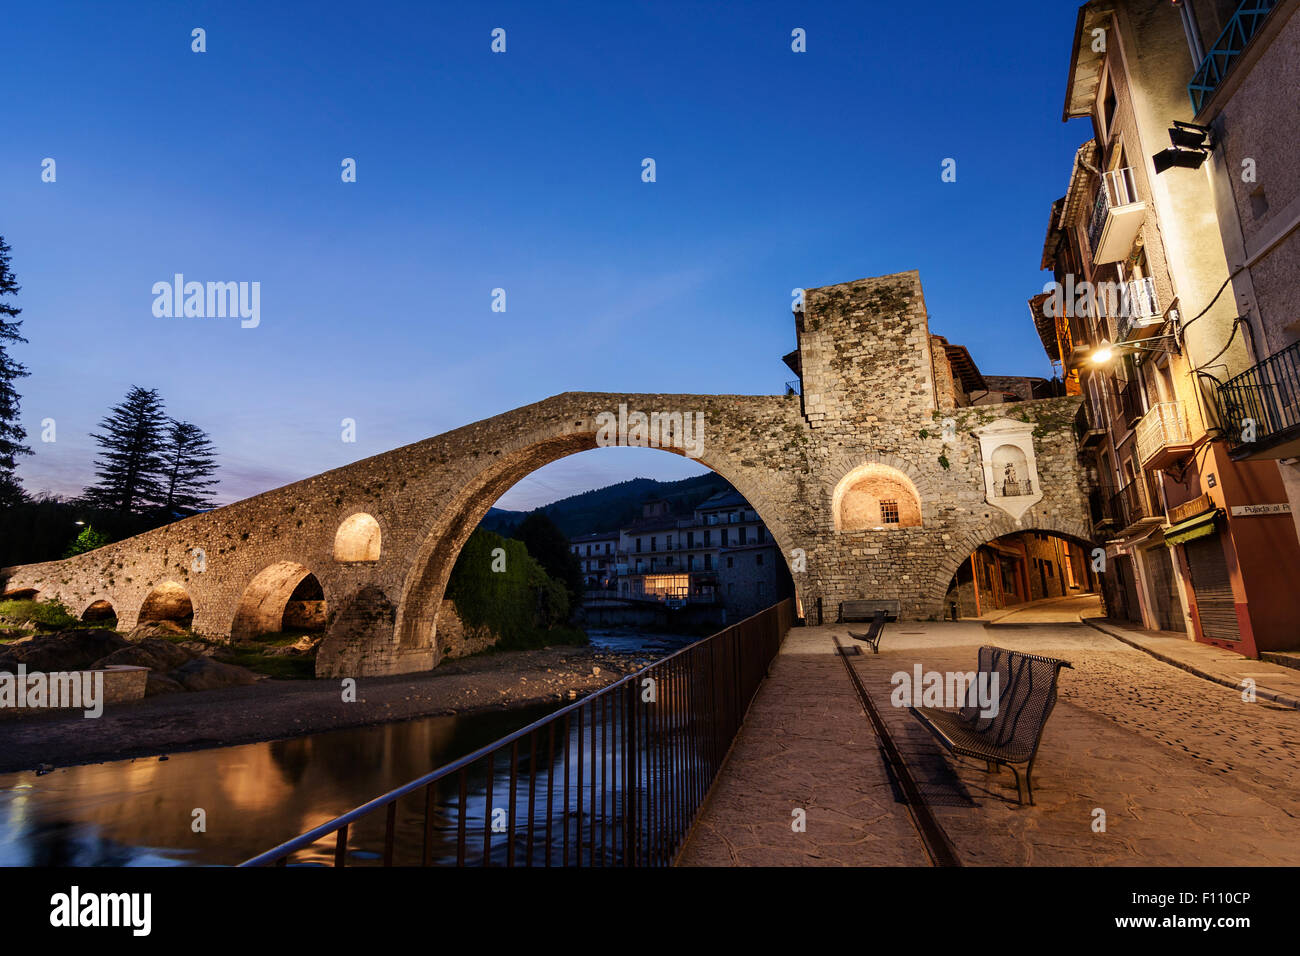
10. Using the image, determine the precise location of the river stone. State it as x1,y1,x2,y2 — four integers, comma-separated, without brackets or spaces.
145,672,186,697
92,638,195,673
127,621,189,641
0,628,130,673
171,657,259,691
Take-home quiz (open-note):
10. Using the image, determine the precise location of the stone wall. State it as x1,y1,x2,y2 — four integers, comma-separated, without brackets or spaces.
432,599,501,661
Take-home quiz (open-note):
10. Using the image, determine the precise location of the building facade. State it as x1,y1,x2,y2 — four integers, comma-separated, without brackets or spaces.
1033,0,1300,654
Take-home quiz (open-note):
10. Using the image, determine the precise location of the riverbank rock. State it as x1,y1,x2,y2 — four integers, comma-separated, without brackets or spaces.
127,621,189,641
92,638,195,673
171,657,259,691
179,640,237,662
0,628,130,673
145,673,186,697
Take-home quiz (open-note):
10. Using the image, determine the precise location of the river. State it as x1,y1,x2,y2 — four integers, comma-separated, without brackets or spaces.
0,628,697,867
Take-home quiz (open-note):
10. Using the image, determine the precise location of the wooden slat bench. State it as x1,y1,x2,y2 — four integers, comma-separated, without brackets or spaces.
839,599,900,623
909,645,1072,805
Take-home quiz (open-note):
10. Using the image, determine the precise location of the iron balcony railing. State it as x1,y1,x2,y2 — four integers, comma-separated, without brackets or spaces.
1115,277,1162,342
241,599,795,868
1135,402,1192,468
1111,472,1162,531
1089,484,1118,529
1087,167,1140,255
1074,401,1106,448
1188,0,1280,113
1218,340,1300,452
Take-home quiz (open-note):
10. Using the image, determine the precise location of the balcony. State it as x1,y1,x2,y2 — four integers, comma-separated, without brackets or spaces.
1115,277,1166,343
1111,473,1164,536
1110,379,1144,442
1074,401,1107,449
1135,402,1195,470
1188,0,1280,114
1089,484,1118,532
1087,167,1146,265
1218,340,1300,459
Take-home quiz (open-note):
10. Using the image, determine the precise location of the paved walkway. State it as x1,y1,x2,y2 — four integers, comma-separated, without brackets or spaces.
976,592,1102,625
679,621,1300,866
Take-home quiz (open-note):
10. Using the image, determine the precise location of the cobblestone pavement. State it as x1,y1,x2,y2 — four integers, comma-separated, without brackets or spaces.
679,622,1300,866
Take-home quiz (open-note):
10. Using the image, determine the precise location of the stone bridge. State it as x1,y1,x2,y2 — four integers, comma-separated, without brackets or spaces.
1,271,1094,677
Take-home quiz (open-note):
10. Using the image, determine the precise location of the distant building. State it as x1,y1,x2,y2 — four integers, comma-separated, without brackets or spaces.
569,490,791,621
568,530,620,590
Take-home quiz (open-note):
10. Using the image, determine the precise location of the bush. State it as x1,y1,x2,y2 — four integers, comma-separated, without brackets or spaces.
0,598,81,630
447,529,587,650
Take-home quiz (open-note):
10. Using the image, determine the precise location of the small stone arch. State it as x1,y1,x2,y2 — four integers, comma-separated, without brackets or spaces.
138,581,194,626
334,512,382,562
832,462,923,531
231,561,328,640
81,598,117,624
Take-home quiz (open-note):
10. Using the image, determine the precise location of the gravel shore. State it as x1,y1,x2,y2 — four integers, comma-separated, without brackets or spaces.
0,644,651,774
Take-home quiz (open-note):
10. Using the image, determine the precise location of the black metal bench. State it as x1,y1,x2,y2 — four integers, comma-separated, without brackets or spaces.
909,645,1072,805
839,599,900,622
847,609,888,653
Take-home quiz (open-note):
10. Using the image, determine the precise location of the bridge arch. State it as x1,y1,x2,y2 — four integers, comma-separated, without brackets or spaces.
231,561,330,641
927,514,1097,620
317,422,801,676
80,597,117,624
138,581,194,627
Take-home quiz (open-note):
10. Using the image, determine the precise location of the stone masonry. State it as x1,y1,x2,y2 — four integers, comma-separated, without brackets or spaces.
1,271,1093,677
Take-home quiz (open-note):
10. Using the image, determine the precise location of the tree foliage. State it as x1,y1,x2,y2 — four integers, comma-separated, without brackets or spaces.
83,386,170,514
160,419,218,512
0,235,32,506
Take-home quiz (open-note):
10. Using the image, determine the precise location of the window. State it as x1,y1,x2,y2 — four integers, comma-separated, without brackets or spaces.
720,529,729,547
704,529,711,546
756,553,764,566
635,538,642,553
651,537,657,552
687,531,694,548
726,556,734,569
704,554,712,570
880,500,900,524
738,527,747,545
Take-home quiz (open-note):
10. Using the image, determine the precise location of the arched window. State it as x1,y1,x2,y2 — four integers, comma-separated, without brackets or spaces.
833,463,922,531
334,512,382,562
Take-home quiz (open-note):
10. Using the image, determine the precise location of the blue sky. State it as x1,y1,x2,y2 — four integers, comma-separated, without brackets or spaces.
2,0,1087,510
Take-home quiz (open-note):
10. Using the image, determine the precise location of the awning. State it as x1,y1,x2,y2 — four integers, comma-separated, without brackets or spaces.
1163,510,1221,548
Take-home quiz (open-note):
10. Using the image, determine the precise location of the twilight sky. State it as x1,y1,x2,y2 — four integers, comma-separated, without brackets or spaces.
2,0,1086,511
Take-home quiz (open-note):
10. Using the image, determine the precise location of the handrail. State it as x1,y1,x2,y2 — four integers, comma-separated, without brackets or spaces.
241,598,794,867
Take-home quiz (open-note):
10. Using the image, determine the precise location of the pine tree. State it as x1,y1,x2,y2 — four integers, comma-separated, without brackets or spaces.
0,236,32,507
84,386,169,514
160,419,219,513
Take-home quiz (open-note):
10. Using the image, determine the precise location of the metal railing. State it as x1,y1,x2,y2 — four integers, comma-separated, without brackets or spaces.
241,599,795,868
1135,401,1192,466
1089,484,1118,529
1115,277,1161,342
1074,400,1106,447
1111,472,1162,530
1188,0,1279,113
1218,340,1300,451
1087,167,1140,255
996,478,1033,497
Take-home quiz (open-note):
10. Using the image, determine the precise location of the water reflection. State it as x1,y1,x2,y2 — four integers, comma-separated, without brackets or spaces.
1,630,702,868
0,703,561,867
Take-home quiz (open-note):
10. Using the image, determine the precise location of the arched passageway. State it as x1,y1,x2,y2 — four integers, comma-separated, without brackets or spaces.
944,529,1100,620
232,562,328,641
138,582,194,626
81,599,117,624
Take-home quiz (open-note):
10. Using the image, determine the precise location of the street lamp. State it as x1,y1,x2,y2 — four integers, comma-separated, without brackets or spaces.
1089,334,1181,364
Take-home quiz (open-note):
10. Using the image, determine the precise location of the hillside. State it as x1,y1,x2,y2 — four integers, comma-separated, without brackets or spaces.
482,472,734,538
